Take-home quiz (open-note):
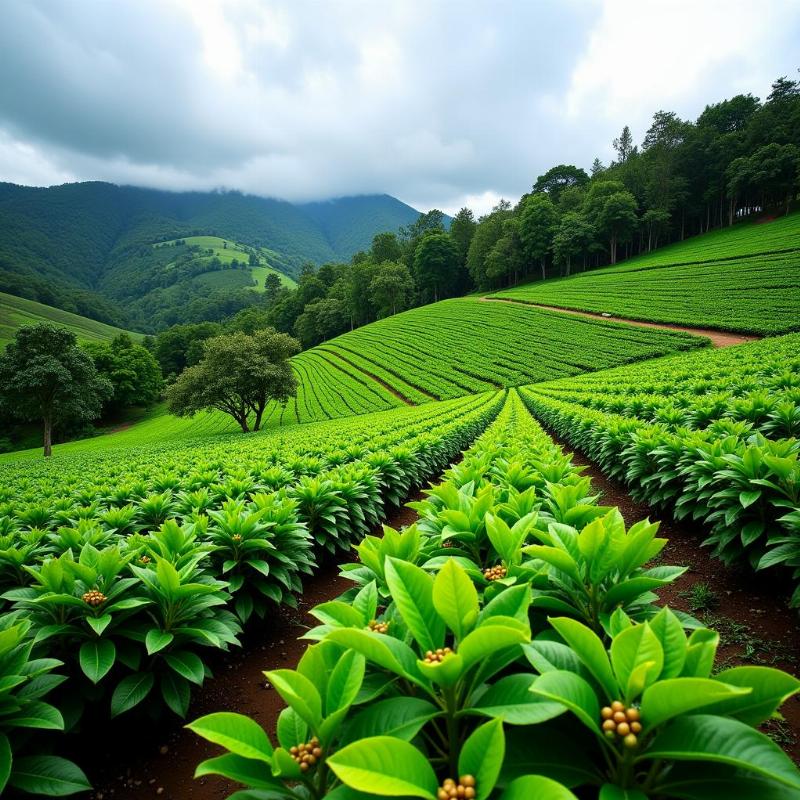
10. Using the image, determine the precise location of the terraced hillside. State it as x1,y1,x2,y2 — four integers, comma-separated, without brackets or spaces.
0,297,705,460
490,212,800,334
0,291,142,347
521,333,800,601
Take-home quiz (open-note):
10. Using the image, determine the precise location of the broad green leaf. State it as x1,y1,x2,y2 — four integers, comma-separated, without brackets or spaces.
79,639,116,684
610,623,663,700
458,719,505,800
385,557,444,652
186,712,273,763
682,629,719,678
326,628,419,682
529,670,600,733
500,775,579,800
643,715,800,790
655,763,800,800
640,678,750,729
549,617,617,700
265,669,323,730
648,607,687,679
478,584,531,625
160,670,191,717
328,736,438,799
459,625,528,670
110,671,155,717
6,700,64,730
164,650,205,684
433,558,478,641
9,756,91,796
276,706,308,751
343,697,440,742
326,650,366,714
706,666,800,725
195,753,281,789
470,673,566,725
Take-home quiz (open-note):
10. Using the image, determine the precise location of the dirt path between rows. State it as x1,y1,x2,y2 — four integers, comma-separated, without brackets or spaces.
81,500,421,800
481,296,760,348
548,432,800,763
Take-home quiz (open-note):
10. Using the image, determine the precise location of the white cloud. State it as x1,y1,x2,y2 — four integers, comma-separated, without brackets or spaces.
0,0,797,211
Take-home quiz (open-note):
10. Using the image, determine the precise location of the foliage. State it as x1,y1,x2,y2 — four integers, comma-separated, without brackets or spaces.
0,324,112,456
187,393,800,800
84,333,163,410
167,329,300,432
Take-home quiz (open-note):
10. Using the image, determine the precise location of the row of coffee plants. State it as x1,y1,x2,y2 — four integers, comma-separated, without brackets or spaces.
190,390,800,799
0,393,503,796
492,251,800,335
518,335,800,604
315,299,705,401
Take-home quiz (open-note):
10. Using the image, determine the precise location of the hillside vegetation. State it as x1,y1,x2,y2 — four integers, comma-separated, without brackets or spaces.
0,182,422,329
491,212,800,334
0,291,141,347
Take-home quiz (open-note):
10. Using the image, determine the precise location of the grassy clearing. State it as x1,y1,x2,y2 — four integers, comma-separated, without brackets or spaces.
0,291,142,348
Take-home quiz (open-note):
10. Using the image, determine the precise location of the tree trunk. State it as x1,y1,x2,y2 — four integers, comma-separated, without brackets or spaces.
565,255,571,277
43,415,52,458
540,257,546,281
610,235,617,265
253,407,264,431
239,414,250,433
681,210,685,240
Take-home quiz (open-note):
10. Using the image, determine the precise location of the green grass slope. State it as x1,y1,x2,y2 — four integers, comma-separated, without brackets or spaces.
490,212,800,334
0,296,706,460
0,291,142,348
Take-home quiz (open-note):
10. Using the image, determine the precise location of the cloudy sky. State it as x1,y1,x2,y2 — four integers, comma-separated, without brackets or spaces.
0,0,798,215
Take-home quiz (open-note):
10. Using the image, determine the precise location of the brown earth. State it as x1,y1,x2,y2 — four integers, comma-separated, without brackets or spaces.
480,296,759,348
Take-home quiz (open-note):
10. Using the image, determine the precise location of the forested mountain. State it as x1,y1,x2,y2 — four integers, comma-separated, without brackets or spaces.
0,182,424,329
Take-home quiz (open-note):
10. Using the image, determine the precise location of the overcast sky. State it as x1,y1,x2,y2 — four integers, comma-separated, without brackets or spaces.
0,0,798,216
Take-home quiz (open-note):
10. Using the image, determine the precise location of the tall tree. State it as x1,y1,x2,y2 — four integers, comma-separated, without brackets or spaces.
449,207,477,266
533,164,590,204
519,193,559,279
0,323,112,456
167,329,299,433
370,232,403,263
84,334,163,411
551,212,595,275
413,232,459,302
613,125,634,164
369,261,414,317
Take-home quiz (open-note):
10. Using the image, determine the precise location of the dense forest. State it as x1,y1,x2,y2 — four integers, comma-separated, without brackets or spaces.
0,185,421,329
1,75,798,346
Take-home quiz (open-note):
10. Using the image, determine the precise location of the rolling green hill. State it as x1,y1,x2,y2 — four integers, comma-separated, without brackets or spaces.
0,296,704,460
0,291,141,348
0,182,423,330
489,212,800,334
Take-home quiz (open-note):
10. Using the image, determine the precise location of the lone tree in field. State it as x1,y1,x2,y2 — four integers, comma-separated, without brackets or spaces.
0,323,112,457
166,328,300,432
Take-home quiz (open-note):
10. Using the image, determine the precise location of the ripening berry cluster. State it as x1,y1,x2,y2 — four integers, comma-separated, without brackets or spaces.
82,589,107,607
139,555,151,564
289,737,322,771
437,775,476,800
424,646,453,663
442,540,456,548
367,619,389,634
232,533,243,542
483,565,507,581
601,701,642,747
